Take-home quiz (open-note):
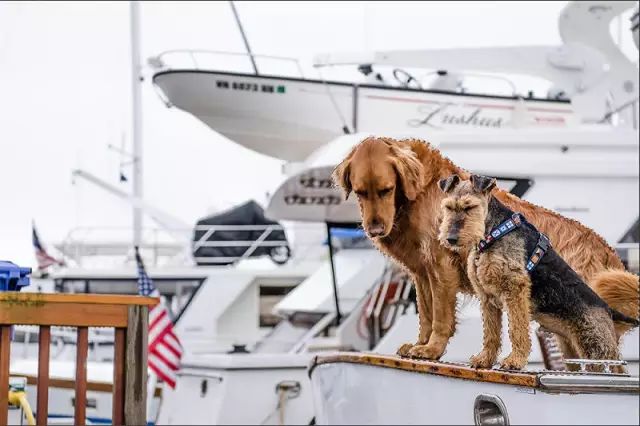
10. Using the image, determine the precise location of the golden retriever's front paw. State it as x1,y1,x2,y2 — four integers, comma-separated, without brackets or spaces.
469,351,496,369
396,343,415,357
499,353,528,370
407,344,444,360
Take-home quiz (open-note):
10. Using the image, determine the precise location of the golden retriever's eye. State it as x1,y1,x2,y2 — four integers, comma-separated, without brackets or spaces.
444,205,453,210
378,187,392,197
355,190,368,199
464,205,477,211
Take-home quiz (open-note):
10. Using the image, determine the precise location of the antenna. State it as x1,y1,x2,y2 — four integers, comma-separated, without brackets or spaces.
229,1,259,75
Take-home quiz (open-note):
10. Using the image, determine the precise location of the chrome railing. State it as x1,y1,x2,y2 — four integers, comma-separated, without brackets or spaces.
191,224,290,265
147,49,305,77
55,223,324,267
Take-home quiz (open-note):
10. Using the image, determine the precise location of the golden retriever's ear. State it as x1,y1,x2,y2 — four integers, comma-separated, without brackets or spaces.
389,144,424,201
470,174,496,193
332,157,352,200
438,174,460,193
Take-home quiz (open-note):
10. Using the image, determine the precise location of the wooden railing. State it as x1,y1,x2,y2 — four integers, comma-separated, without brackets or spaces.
0,293,158,425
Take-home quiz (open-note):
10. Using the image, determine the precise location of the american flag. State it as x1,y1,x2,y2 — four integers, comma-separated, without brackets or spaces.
135,247,183,388
32,222,65,271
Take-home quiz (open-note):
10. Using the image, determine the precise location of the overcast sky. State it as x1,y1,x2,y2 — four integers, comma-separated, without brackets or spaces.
0,1,637,267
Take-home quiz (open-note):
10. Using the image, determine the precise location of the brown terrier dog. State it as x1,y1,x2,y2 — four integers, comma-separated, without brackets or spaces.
437,174,638,370
332,136,638,361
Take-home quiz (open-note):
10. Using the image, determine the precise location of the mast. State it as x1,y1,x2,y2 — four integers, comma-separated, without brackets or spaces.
130,1,143,248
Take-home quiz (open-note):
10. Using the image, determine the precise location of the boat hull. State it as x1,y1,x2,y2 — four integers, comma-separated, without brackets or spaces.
310,354,640,425
153,70,576,162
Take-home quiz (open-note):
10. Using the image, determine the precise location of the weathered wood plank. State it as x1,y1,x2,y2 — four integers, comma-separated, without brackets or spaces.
0,303,129,327
112,327,126,426
124,305,148,425
311,353,540,388
74,327,89,425
0,325,11,425
37,326,51,425
0,292,159,306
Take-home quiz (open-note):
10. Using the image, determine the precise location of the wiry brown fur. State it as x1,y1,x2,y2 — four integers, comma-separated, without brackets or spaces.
441,178,622,370
332,136,639,361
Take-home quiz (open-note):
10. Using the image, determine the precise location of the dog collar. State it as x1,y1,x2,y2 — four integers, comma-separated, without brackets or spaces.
477,213,523,252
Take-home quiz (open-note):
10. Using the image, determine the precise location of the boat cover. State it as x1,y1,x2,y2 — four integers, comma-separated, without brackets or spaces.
192,200,290,265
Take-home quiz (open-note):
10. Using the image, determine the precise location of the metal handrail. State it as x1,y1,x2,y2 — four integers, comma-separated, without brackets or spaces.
417,69,518,96
148,49,305,77
55,224,308,267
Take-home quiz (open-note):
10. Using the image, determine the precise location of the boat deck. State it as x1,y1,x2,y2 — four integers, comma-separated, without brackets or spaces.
309,353,640,393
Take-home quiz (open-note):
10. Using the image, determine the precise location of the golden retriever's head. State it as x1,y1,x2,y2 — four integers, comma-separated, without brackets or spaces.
437,174,496,252
332,137,425,239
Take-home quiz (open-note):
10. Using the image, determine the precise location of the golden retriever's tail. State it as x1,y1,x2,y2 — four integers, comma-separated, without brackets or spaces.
591,269,640,337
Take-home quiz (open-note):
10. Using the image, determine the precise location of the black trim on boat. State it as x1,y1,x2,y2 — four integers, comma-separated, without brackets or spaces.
152,69,571,104
495,176,534,198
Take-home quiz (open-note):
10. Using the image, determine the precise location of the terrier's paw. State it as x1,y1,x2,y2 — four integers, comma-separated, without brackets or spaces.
469,351,496,369
396,343,414,357
407,344,444,360
499,353,528,370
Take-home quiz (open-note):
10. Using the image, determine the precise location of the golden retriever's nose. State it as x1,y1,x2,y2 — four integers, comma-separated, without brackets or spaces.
367,222,385,237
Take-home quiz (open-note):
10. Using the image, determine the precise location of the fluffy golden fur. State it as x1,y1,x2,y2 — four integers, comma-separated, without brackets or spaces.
332,136,639,360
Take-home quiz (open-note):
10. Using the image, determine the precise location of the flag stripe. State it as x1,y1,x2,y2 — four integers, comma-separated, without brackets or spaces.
136,248,182,390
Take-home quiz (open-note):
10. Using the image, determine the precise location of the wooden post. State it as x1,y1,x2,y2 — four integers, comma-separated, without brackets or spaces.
0,325,11,425
74,327,89,425
37,326,51,425
124,305,148,425
112,328,126,426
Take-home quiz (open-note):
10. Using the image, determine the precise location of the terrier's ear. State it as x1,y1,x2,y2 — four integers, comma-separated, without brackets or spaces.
471,174,497,193
332,154,354,200
438,174,460,193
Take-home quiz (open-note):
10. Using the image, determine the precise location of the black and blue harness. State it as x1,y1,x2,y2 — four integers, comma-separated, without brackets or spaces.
477,212,551,273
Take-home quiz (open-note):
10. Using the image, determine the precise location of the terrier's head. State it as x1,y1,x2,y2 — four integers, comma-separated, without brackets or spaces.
437,174,496,252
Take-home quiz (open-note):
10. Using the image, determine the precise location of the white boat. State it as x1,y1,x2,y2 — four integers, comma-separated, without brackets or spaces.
149,1,638,163
309,353,640,425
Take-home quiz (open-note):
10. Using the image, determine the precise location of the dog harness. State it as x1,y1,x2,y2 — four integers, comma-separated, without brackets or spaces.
477,212,551,273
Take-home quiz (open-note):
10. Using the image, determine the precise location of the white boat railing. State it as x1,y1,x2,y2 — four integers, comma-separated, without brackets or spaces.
55,223,324,267
148,49,306,78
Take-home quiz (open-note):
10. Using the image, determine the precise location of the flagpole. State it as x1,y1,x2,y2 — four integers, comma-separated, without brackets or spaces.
130,0,144,249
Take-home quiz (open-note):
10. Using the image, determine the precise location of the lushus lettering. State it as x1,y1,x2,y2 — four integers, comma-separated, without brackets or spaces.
408,103,504,128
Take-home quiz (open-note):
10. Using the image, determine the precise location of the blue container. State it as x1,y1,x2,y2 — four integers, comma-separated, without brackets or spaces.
0,261,32,292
